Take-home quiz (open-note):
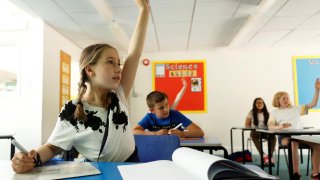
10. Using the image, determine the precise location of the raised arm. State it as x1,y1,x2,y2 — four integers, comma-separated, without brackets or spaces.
120,0,150,99
306,78,320,109
171,78,187,110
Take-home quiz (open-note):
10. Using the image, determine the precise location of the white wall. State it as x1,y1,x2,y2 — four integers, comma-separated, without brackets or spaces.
0,16,43,159
0,18,81,160
130,47,320,154
42,24,81,144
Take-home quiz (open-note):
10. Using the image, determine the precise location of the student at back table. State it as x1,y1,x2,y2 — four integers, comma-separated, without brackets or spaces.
268,78,320,180
245,97,276,166
133,91,204,138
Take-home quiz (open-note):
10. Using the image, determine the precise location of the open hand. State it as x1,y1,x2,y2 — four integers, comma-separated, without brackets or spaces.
135,0,150,10
315,78,320,89
182,77,187,87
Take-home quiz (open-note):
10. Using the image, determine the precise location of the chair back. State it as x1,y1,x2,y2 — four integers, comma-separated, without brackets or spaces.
134,135,180,162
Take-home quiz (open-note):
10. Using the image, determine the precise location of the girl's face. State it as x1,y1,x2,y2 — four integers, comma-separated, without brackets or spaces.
91,48,122,90
150,99,170,119
278,94,290,108
255,99,264,110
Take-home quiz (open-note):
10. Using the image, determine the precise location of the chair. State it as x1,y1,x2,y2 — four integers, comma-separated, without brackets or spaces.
246,137,273,162
276,140,311,175
134,135,180,162
49,146,79,162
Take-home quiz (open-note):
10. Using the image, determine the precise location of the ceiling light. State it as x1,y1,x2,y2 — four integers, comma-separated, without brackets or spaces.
229,16,256,48
111,22,129,50
256,0,277,14
228,0,277,48
90,0,129,50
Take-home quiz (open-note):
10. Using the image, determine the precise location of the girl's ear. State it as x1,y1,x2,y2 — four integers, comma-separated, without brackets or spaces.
84,65,95,77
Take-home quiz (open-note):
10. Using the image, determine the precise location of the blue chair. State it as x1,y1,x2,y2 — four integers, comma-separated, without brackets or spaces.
134,135,181,162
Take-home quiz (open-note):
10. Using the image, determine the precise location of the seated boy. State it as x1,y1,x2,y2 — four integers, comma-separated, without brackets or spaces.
133,91,204,138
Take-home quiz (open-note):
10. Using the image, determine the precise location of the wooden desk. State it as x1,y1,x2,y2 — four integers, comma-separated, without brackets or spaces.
230,126,267,164
180,137,228,158
288,135,320,180
0,133,15,159
257,128,320,175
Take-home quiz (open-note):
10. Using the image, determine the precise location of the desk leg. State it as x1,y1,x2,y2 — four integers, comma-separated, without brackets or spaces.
268,135,272,174
288,138,293,180
10,143,15,159
230,128,234,154
223,148,228,159
260,132,264,169
242,130,245,164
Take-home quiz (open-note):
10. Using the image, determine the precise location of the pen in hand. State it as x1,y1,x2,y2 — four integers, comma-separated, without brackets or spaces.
168,123,184,137
11,139,42,167
173,123,183,130
11,139,28,154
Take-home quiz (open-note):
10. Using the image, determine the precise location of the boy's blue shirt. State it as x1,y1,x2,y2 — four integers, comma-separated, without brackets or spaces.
138,109,192,131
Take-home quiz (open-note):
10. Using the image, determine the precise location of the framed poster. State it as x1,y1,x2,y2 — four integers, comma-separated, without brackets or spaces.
293,56,320,112
152,60,206,113
60,50,71,110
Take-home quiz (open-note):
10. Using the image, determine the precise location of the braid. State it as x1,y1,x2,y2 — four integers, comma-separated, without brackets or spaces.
74,75,88,122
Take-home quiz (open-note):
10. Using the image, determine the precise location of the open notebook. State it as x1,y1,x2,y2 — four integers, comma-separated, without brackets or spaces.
118,147,278,180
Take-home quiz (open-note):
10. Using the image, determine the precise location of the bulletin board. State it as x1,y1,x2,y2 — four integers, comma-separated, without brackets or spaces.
60,50,71,110
152,60,206,113
293,56,320,112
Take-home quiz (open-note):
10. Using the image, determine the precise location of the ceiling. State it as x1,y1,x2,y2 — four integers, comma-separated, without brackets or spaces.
8,0,320,52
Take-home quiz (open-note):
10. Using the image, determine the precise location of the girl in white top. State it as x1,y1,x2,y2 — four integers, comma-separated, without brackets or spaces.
268,79,320,179
245,97,276,166
11,0,150,173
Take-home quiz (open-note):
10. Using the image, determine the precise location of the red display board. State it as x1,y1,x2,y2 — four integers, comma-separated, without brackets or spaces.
152,60,206,113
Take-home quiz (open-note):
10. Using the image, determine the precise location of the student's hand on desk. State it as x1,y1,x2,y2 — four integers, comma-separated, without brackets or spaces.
282,123,292,129
168,129,184,138
11,150,37,173
155,129,168,135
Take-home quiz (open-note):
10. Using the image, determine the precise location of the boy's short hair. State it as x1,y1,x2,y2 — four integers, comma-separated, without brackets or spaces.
146,91,168,108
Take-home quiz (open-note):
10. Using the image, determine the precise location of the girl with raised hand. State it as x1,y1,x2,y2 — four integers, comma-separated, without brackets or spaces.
11,0,150,173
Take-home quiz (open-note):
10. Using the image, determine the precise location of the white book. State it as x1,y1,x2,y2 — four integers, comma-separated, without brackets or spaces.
12,162,100,180
118,147,279,180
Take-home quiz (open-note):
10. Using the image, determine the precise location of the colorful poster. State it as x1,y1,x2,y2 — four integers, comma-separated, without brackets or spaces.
152,60,206,113
293,56,320,112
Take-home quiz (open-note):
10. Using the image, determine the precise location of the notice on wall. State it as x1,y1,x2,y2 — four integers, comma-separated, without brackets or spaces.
60,50,71,110
152,60,206,113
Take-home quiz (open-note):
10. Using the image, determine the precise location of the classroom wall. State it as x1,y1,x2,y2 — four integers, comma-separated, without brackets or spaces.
0,20,81,160
0,17,43,159
2,14,319,159
130,47,320,154
42,23,81,144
